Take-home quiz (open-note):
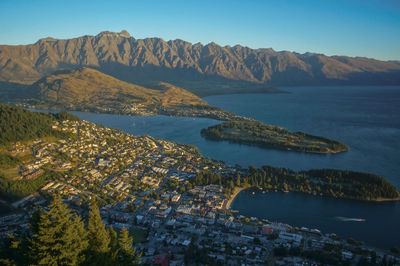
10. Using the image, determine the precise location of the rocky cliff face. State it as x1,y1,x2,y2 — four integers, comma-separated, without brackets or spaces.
1,30,399,88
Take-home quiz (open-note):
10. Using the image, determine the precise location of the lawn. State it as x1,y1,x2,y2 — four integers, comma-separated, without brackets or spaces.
131,228,148,243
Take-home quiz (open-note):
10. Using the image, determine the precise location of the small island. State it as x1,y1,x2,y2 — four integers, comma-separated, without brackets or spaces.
201,120,349,154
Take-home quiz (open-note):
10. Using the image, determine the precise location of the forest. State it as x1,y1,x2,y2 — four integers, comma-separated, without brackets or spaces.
189,166,399,201
0,104,80,145
201,121,349,153
0,170,63,201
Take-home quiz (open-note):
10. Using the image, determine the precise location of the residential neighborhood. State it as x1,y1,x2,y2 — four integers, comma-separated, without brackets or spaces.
1,119,399,265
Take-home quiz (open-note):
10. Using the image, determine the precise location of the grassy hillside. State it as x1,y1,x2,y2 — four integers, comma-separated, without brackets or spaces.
152,82,208,107
31,68,208,113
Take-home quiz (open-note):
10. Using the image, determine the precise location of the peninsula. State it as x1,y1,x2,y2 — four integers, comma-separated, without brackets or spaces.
201,120,349,154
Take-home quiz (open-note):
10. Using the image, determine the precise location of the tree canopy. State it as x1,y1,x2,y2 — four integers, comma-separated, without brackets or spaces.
0,103,80,145
28,196,88,265
0,195,142,265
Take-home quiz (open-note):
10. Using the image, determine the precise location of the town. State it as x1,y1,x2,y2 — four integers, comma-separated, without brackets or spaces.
1,119,399,265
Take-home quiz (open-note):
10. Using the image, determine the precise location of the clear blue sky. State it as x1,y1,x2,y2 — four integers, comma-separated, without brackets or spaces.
1,0,399,60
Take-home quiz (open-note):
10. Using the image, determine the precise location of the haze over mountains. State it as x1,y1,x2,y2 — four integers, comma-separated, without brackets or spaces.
1,30,400,95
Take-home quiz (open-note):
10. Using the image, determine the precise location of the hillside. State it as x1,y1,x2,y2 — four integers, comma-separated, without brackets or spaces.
23,67,249,120
0,103,79,145
29,67,208,115
0,31,399,95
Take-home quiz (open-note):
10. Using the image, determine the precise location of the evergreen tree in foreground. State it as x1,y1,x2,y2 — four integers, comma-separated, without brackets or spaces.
28,196,88,265
87,200,110,265
118,227,141,265
109,226,119,263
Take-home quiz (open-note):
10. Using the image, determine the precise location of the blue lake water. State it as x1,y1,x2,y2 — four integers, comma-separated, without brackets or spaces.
62,85,400,249
232,191,400,249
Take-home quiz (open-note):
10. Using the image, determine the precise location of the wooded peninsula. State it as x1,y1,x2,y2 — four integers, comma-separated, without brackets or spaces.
190,166,399,202
201,121,349,154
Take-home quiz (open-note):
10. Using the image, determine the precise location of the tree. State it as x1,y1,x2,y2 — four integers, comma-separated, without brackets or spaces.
87,200,110,264
229,180,234,190
391,246,400,255
28,195,88,265
0,233,29,265
236,174,241,187
29,208,42,235
108,226,119,263
118,227,141,265
273,246,288,257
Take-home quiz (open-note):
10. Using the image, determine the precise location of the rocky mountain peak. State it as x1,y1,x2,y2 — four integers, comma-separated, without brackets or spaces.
119,30,130,38
96,30,131,38
1,31,400,88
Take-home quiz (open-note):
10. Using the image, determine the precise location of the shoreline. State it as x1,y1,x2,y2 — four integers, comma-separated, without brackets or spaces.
373,196,400,202
223,186,248,211
224,189,400,210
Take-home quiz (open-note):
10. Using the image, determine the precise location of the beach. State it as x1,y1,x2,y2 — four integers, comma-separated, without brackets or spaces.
223,187,247,211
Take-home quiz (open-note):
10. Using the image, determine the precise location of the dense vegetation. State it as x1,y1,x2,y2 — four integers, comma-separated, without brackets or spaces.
53,111,81,121
306,169,399,200
0,170,62,201
0,197,141,265
201,121,349,153
190,166,399,201
0,153,20,168
0,103,80,145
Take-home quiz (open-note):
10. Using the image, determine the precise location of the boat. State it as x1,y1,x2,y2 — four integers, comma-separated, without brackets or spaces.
336,216,366,222
310,229,322,235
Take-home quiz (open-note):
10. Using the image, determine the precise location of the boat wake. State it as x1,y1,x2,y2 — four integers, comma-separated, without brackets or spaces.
335,216,366,222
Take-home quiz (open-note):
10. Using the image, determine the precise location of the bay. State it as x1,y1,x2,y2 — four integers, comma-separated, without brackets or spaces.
58,85,400,249
231,190,400,249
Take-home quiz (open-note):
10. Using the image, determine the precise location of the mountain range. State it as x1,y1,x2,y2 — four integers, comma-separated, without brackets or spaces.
1,30,400,96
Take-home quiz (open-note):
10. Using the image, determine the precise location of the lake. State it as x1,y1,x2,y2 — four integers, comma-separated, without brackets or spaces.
64,85,400,249
231,190,400,249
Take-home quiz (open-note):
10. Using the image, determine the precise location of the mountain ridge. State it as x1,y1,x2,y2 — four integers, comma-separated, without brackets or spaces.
1,30,400,94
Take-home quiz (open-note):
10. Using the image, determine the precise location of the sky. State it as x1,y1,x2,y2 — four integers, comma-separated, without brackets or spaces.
0,0,399,60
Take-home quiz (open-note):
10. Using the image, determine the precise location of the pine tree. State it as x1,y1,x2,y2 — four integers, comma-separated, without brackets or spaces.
87,200,110,261
118,227,141,265
0,234,22,265
108,226,118,263
28,195,88,265
229,180,234,189
236,174,241,187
